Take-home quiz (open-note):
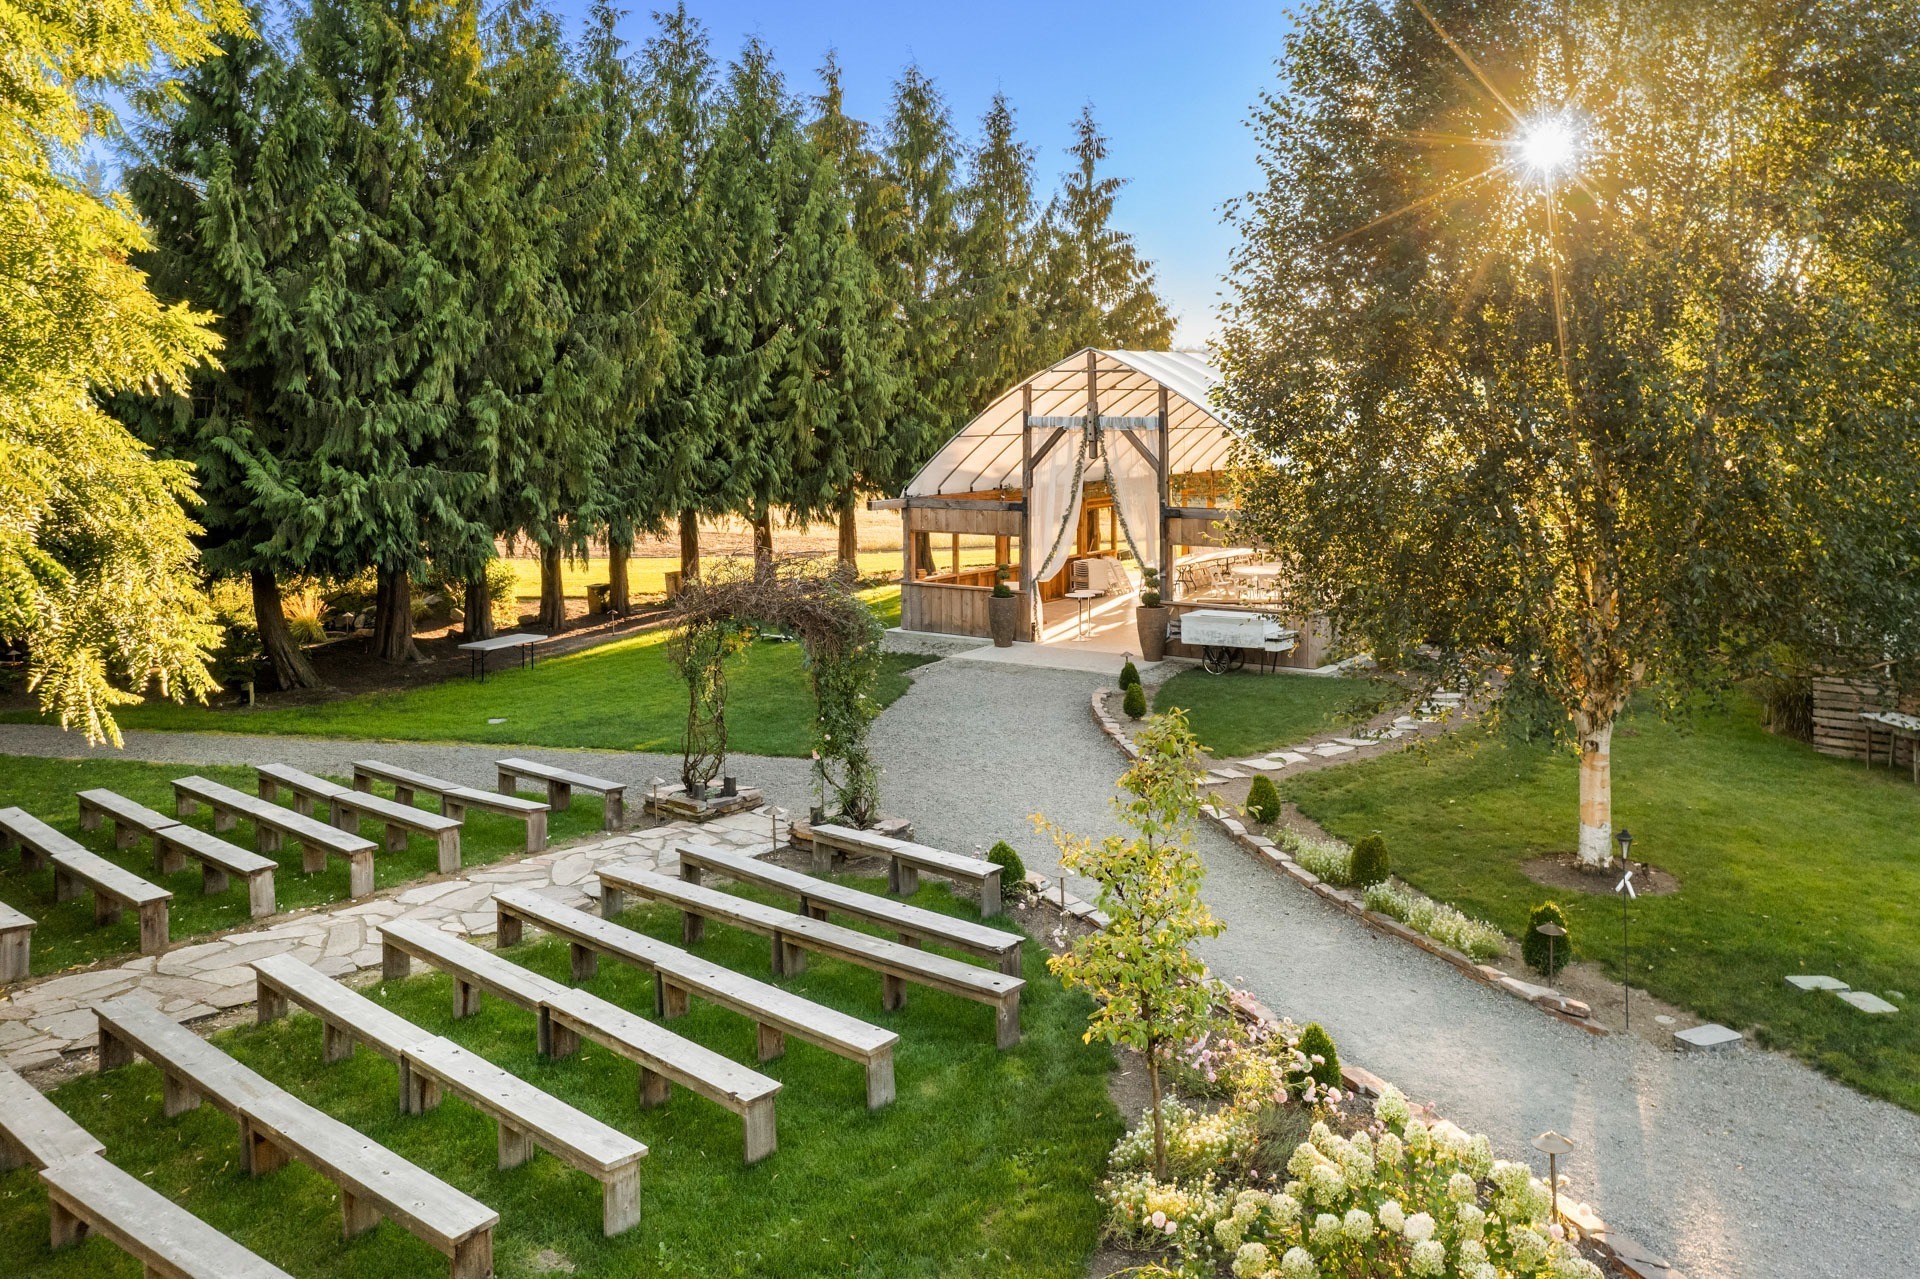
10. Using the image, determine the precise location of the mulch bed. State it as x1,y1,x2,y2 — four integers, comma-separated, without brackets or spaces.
1520,853,1681,898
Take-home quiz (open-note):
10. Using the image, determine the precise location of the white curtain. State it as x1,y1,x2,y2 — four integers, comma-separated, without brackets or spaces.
1107,429,1162,587
1026,429,1086,622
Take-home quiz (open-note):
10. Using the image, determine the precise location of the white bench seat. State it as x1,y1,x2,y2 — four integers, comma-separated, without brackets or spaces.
496,757,626,829
378,919,570,1043
495,888,899,1108
253,952,436,1068
153,824,277,918
0,805,86,873
260,764,462,872
0,900,34,983
598,864,1025,1049
0,1063,103,1171
354,761,548,853
173,776,377,898
40,1155,295,1279
52,848,172,955
807,822,1004,916
75,789,179,851
676,841,1024,976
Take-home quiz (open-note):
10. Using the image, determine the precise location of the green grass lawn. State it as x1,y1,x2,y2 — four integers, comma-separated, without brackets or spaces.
0,880,1117,1279
2,589,922,757
1153,669,1399,758
1282,692,1920,1110
0,756,607,976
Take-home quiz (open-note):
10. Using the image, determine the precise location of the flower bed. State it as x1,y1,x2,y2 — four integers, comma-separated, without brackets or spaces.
1363,881,1506,965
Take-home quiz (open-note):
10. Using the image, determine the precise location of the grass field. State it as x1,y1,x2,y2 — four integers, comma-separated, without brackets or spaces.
2,589,919,757
1153,669,1400,758
0,881,1118,1279
0,756,608,976
1282,692,1920,1111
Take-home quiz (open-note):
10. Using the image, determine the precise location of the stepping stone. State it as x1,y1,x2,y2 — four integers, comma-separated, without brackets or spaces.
1332,737,1374,748
1241,759,1285,771
1214,767,1247,779
1673,1023,1743,1052
1275,752,1311,765
1836,990,1899,1015
1310,743,1354,757
1785,974,1849,992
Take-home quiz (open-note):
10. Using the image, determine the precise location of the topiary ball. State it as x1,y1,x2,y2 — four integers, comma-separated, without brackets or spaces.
1298,1022,1341,1090
1523,901,1571,978
1350,834,1391,887
1119,659,1142,689
1123,682,1148,719
987,840,1025,900
1245,774,1281,825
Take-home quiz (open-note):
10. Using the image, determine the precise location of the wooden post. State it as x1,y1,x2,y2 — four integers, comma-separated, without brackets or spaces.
1019,384,1035,639
1157,385,1173,596
899,496,913,628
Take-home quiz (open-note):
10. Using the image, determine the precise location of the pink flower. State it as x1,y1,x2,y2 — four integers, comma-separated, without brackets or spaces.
1164,1221,1178,1236
1151,1211,1167,1229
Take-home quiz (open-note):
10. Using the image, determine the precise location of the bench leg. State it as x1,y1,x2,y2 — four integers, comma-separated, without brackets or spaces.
290,793,314,819
154,839,187,875
547,780,571,812
497,768,517,797
17,845,47,874
353,774,373,794
138,901,168,955
0,930,27,984
452,977,480,1019
323,1021,356,1064
382,940,411,981
451,1230,494,1279
54,866,78,903
889,862,919,896
174,792,197,818
898,932,923,949
866,1048,897,1109
660,980,690,1020
247,869,276,918
47,1194,87,1249
240,1118,289,1175
882,973,907,1012
811,842,834,875
637,1066,670,1109
682,909,704,946
605,791,624,831
256,981,288,1025
525,811,548,854
995,991,1023,1050
543,1010,577,1060
497,1120,535,1170
0,1133,25,1174
213,807,236,835
340,1189,382,1239
496,909,523,948
97,1021,132,1072
400,1060,443,1114
202,862,230,896
1000,945,1024,978
77,803,101,833
299,841,325,874
162,1069,201,1118
980,877,1002,917
599,885,625,918
755,1022,785,1062
395,786,415,807
679,863,702,885
570,942,598,982
742,1097,777,1165
347,852,374,899
111,820,140,851
384,822,408,852
603,1165,641,1237
436,830,461,874
94,891,123,928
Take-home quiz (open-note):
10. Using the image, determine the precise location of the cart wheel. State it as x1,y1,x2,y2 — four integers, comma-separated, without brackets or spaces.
1229,649,1247,673
1203,647,1233,675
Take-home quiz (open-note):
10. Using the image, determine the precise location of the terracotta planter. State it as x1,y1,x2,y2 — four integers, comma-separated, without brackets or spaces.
1136,604,1171,662
988,592,1021,647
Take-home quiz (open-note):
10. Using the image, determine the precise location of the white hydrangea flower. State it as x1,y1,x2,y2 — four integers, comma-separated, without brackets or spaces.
1233,1241,1273,1278
1404,1119,1432,1158
1287,1142,1322,1179
1374,1084,1412,1127
1377,1132,1405,1168
1468,1133,1495,1178
1455,1203,1487,1240
1307,1163,1347,1205
1216,1216,1246,1251
1490,1161,1531,1195
1310,1212,1343,1249
1510,1226,1550,1269
1343,1208,1374,1241
1466,1264,1499,1279
1409,1240,1447,1277
1550,1255,1603,1279
1279,1246,1319,1279
1378,1200,1406,1233
1404,1211,1436,1243
1268,1193,1303,1227
1458,1238,1489,1265
1448,1171,1477,1203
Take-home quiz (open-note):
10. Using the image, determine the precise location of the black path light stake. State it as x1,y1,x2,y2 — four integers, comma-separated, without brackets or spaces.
1535,920,1566,981
769,805,786,850
1614,827,1635,1031
1530,1130,1576,1224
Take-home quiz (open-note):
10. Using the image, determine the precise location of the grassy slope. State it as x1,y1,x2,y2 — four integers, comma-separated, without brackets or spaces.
1153,670,1399,758
0,882,1117,1279
0,756,607,976
1282,693,1920,1110
3,590,920,757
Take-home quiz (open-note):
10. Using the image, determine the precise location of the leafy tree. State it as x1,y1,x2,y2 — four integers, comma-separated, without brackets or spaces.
1032,106,1175,361
1221,0,1920,865
1038,708,1224,1180
952,92,1038,416
1,0,243,741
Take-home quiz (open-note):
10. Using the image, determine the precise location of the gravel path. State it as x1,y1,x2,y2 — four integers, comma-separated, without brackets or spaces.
868,657,1907,1279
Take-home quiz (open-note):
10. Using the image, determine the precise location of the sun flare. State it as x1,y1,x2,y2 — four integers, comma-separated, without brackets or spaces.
1516,118,1577,178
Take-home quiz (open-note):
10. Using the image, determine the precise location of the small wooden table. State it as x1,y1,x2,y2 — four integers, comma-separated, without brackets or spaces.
456,632,547,682
1860,710,1920,782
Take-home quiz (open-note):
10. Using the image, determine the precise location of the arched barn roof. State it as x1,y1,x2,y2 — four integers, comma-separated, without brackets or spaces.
904,348,1235,498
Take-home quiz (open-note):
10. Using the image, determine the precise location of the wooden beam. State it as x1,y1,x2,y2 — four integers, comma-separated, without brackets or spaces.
1167,506,1232,521
1086,349,1100,461
1020,383,1035,641
867,497,906,511
1156,386,1173,596
1121,427,1156,469
892,497,1024,512
1030,427,1068,468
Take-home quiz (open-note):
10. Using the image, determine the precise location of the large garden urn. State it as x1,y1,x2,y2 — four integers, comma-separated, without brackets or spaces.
987,588,1020,647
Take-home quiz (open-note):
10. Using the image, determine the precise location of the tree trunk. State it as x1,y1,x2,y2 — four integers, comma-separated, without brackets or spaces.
837,494,859,571
250,568,322,691
679,508,700,584
537,543,566,632
752,510,774,566
1575,712,1615,867
1146,1050,1167,1181
371,563,419,664
607,530,631,614
462,570,497,642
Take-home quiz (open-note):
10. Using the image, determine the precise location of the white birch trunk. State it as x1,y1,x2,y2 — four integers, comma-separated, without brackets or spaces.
1576,717,1614,867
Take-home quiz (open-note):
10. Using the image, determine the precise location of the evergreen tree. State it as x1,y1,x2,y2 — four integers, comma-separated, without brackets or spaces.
1,0,242,741
1033,106,1175,360
953,92,1037,416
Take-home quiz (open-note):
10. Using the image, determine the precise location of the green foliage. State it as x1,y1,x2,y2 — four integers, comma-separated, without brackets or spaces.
1524,900,1573,979
1118,659,1142,689
1362,881,1506,965
1243,774,1281,825
1350,833,1390,887
987,840,1025,899
1139,567,1162,609
992,563,1014,598
1122,682,1147,720
1296,1022,1340,1090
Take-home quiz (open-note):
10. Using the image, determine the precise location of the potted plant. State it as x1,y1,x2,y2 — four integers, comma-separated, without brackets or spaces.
1135,567,1170,661
987,563,1020,647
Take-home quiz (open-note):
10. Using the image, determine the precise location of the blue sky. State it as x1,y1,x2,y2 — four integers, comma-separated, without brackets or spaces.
553,1,1304,347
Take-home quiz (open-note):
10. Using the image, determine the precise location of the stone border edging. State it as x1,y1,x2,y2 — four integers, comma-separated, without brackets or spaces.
1025,825,1681,1279
1085,687,1607,1040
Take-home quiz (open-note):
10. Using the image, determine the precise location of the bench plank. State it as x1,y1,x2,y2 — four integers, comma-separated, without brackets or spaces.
253,953,436,1068
262,764,462,871
96,996,278,1124
0,806,86,872
0,900,34,983
153,824,277,918
75,789,178,851
810,823,1003,915
0,1064,103,1172
41,1156,295,1279
51,849,170,954
354,761,548,853
677,842,1023,976
378,919,569,1030
496,757,626,829
174,777,376,898
598,864,1024,1049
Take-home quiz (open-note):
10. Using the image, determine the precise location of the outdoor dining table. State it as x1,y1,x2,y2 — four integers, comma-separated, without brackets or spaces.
1229,562,1282,601
1859,710,1920,782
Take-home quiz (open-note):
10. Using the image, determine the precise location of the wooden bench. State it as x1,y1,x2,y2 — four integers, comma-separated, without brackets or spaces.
808,822,1003,916
259,764,462,872
598,864,1026,1049
173,776,377,898
677,842,1024,976
353,760,549,854
0,900,34,983
75,788,179,851
0,805,84,873
0,1063,103,1171
95,996,498,1279
154,824,278,918
496,757,626,829
496,888,899,1108
40,1155,296,1279
379,919,781,1163
53,848,172,955
253,954,646,1236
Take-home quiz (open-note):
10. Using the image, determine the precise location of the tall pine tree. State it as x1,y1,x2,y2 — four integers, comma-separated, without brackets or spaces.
953,92,1037,416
